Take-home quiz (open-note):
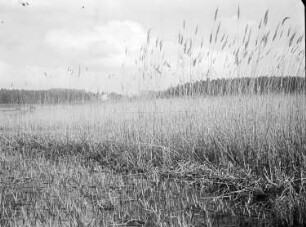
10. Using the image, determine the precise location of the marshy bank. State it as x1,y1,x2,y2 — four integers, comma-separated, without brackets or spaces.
0,94,305,226
0,2,305,226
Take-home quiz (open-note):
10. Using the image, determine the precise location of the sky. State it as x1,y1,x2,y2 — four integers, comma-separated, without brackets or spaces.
0,0,304,94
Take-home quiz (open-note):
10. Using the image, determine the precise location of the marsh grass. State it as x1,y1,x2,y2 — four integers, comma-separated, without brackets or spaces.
0,5,305,227
0,94,306,226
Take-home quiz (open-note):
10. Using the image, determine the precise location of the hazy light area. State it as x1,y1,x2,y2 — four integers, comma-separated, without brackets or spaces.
0,0,304,94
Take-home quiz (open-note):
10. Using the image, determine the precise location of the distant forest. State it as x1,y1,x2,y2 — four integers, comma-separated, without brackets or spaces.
0,89,100,104
159,76,305,98
0,76,305,104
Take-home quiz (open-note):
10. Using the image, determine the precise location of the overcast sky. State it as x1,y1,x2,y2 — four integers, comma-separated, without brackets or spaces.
0,0,304,94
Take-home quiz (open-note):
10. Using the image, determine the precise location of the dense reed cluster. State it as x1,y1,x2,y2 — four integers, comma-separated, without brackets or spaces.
135,6,304,95
0,5,305,227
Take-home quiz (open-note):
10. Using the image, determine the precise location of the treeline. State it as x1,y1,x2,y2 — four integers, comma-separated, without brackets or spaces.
1,77,304,104
0,89,100,104
159,76,305,97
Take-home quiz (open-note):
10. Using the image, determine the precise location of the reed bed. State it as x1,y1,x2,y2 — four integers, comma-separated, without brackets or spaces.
0,5,305,227
1,94,306,226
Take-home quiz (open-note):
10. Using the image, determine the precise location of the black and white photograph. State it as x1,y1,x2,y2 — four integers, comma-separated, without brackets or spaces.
0,0,305,226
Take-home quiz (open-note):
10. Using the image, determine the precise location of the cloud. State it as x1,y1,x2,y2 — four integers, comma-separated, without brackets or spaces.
45,20,146,51
0,60,11,74
0,60,29,89
0,0,304,93
45,20,146,68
